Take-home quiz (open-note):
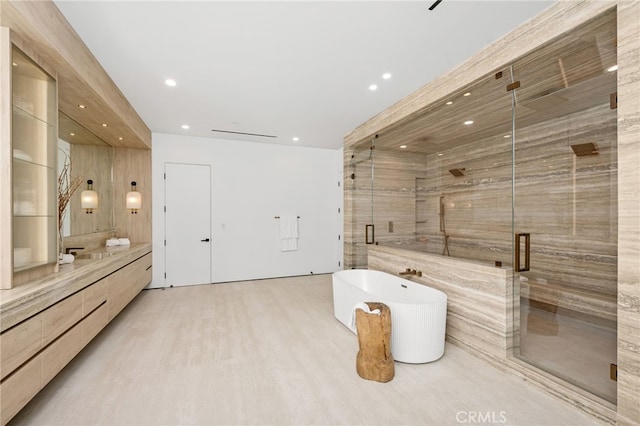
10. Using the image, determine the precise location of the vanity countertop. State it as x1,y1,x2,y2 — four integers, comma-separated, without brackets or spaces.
0,243,152,332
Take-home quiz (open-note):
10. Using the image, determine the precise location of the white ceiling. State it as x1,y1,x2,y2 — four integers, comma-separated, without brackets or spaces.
53,0,554,150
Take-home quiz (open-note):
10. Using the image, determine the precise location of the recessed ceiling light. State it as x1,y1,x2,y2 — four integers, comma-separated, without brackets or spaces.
165,79,177,87
118,137,123,141
78,104,86,109
382,73,391,80
70,133,75,136
607,65,618,72
464,120,474,125
438,153,443,156
101,123,108,127
463,92,471,97
369,84,378,91
504,134,511,138
446,101,453,105
399,145,407,149
292,137,299,142
181,124,190,130
12,62,17,67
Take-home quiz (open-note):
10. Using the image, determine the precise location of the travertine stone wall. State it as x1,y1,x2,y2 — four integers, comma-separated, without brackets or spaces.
344,148,428,268
616,1,640,424
364,104,617,318
368,245,515,359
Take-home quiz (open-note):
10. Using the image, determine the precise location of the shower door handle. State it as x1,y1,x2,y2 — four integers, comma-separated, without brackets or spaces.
365,224,375,244
514,233,530,272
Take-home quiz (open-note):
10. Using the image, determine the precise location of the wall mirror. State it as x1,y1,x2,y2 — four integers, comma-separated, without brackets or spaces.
58,111,113,237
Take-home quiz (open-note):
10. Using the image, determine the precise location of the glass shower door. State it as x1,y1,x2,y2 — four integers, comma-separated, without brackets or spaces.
345,138,375,269
511,9,618,403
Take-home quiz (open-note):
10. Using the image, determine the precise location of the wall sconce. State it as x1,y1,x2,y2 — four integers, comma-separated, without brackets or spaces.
126,181,141,214
81,179,98,214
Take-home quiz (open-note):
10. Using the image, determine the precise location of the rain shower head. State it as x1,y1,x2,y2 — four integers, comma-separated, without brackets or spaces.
448,168,466,177
571,143,598,156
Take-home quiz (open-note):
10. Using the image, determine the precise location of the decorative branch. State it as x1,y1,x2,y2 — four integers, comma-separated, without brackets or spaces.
58,149,83,236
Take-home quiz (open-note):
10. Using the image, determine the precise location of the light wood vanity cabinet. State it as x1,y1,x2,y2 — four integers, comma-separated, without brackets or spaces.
0,314,42,381
0,250,151,425
107,252,152,320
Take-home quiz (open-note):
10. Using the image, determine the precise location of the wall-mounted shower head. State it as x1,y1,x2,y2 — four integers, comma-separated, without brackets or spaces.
571,142,598,156
448,168,466,177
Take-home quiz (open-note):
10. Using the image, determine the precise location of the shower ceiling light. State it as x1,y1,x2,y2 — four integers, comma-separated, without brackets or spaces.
382,73,391,80
369,84,378,91
464,120,474,125
165,78,177,86
446,101,453,105
400,145,407,149
463,92,471,97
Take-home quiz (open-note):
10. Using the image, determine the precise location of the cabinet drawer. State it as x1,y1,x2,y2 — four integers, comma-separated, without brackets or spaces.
0,353,43,425
42,291,82,346
130,256,152,295
42,322,83,385
82,303,108,344
108,253,152,320
83,278,108,316
0,313,42,381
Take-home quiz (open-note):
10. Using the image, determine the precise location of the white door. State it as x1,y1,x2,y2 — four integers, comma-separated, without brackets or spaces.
337,170,343,270
164,162,211,287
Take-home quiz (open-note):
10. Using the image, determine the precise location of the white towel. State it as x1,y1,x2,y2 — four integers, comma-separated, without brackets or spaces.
349,302,381,333
279,215,298,251
118,238,131,246
106,238,120,247
58,253,75,264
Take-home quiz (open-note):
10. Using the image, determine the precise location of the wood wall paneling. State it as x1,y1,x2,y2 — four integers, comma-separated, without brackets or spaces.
112,147,152,243
1,0,151,149
1,27,13,289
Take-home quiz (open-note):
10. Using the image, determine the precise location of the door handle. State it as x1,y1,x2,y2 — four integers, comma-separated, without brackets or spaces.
514,233,530,272
201,238,210,242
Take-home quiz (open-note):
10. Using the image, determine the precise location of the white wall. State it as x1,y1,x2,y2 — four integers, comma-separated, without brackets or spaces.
151,133,341,288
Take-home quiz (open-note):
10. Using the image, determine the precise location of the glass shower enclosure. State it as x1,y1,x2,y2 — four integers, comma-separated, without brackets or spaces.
345,7,618,405
510,9,618,403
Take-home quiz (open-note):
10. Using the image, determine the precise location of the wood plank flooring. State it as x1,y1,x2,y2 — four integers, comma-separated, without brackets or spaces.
9,274,603,425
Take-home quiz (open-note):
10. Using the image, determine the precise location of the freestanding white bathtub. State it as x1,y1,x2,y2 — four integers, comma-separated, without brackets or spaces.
332,269,447,363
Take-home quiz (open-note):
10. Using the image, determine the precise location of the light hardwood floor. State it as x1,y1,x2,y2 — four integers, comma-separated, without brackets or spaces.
10,274,603,426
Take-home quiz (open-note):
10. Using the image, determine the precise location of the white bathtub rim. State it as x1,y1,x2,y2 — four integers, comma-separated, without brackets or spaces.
332,269,447,305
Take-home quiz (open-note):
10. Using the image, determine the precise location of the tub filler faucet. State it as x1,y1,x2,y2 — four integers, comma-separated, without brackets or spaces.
399,268,422,277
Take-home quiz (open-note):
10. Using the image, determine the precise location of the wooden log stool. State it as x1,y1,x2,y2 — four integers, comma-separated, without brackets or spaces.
355,302,394,382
